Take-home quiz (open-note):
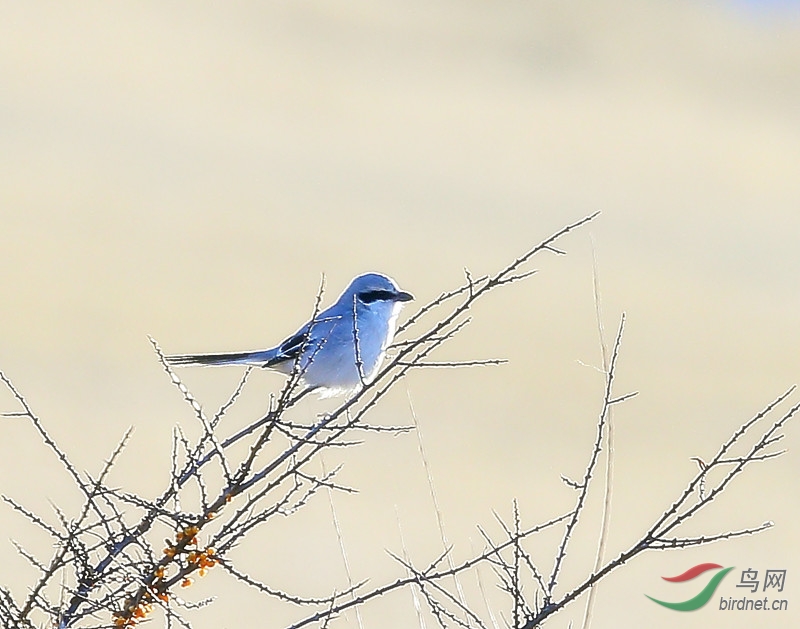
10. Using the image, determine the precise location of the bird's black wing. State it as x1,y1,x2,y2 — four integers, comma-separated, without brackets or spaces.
266,331,307,366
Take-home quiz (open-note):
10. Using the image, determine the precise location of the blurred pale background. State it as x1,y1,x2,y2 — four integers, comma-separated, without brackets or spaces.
1,1,799,627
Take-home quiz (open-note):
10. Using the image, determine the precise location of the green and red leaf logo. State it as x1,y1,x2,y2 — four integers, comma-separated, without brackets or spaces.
646,563,734,611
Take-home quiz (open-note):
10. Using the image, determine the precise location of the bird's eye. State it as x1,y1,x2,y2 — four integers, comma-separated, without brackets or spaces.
357,289,396,304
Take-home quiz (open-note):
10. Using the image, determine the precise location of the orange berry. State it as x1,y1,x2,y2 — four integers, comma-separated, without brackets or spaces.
181,578,193,588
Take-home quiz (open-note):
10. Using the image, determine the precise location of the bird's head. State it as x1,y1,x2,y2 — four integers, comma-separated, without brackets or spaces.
341,273,414,309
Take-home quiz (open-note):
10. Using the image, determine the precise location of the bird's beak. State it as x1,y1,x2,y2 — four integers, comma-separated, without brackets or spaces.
395,290,414,302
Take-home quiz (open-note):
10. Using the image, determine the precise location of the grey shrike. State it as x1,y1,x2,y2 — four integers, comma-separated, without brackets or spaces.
165,273,414,397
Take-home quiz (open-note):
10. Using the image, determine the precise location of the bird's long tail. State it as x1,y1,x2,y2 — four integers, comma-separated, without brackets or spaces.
165,349,277,367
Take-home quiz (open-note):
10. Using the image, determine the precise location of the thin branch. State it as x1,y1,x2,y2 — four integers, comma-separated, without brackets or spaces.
546,314,626,602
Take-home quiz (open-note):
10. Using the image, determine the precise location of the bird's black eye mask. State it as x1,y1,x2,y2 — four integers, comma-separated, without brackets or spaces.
357,289,397,304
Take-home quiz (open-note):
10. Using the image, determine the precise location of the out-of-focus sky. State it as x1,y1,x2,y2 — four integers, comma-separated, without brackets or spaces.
1,2,798,627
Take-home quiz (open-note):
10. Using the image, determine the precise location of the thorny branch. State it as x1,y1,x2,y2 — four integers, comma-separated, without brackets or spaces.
0,212,794,629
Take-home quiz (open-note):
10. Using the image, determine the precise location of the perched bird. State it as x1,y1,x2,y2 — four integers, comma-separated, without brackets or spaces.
165,273,413,397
